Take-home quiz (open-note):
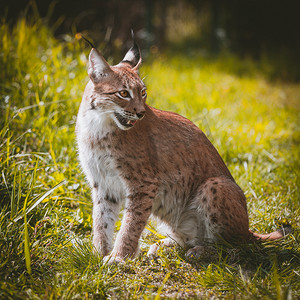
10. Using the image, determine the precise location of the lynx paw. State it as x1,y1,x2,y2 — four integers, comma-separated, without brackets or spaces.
186,245,216,259
147,242,161,257
103,254,125,265
147,238,176,257
186,246,205,258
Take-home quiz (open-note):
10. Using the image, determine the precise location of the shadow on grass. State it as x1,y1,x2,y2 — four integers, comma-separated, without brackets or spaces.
180,235,300,280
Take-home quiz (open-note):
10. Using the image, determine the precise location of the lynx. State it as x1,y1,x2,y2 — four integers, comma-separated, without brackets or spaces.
76,38,288,263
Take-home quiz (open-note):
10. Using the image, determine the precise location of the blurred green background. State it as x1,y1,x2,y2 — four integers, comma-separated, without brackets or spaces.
1,0,300,81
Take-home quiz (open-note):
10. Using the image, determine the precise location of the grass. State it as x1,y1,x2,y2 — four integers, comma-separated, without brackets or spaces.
0,15,299,299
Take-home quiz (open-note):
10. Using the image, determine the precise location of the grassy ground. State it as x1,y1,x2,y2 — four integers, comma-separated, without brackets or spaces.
0,17,299,299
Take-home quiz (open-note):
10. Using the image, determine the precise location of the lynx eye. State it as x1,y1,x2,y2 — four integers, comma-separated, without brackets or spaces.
141,89,147,98
119,90,130,98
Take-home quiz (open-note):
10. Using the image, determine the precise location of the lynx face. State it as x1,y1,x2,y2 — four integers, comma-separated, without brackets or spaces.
87,45,147,130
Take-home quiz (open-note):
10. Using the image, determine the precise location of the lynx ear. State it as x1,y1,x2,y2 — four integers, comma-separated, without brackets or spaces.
88,48,112,83
121,31,142,69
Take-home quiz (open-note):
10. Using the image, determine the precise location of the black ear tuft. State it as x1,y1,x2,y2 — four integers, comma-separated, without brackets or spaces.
121,30,141,68
80,34,96,49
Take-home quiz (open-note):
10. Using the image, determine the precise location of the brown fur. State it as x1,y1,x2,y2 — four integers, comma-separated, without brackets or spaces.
76,46,289,262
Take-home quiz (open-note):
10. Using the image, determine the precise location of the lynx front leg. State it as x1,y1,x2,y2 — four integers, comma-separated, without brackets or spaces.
107,193,154,262
92,188,121,256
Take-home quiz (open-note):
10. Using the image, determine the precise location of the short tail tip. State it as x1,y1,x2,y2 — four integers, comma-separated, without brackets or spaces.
276,223,293,237
250,223,293,241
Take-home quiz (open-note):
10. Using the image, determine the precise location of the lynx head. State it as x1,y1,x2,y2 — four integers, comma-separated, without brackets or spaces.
86,37,147,131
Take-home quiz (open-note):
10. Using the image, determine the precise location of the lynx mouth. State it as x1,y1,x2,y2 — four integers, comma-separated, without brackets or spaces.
114,112,138,128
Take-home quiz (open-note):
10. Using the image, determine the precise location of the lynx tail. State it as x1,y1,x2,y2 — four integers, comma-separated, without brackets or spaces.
250,224,292,241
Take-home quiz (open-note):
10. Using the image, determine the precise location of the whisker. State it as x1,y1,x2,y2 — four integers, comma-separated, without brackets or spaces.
116,109,138,120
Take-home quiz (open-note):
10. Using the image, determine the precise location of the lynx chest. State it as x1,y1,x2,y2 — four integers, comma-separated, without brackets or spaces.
78,136,127,202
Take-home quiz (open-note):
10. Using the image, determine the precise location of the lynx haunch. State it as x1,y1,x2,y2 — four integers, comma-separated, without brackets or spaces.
76,37,288,263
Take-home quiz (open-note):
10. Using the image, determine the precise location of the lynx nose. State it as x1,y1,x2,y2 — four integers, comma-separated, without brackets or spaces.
136,111,145,119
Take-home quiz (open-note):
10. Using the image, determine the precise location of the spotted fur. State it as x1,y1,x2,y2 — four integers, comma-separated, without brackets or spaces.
76,43,289,262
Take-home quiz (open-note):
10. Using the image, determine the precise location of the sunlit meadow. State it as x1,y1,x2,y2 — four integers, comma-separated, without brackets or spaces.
0,17,299,299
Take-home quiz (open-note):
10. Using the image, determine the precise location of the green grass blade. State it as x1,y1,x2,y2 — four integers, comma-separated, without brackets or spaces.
24,212,31,275
22,159,39,275
13,179,67,222
154,272,171,300
10,161,17,219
